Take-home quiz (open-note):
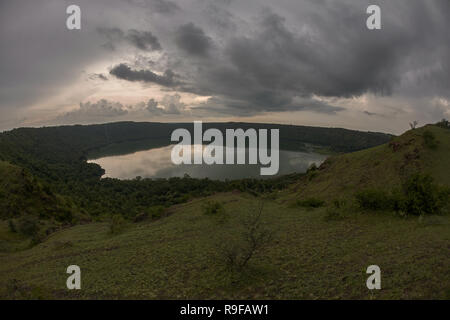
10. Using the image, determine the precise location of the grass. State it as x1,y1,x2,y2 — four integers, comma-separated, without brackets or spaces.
1,124,449,299
1,192,449,299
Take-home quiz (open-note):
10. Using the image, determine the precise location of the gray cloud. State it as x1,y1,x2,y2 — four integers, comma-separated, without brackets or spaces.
126,29,162,50
143,96,186,115
169,1,449,117
106,1,449,118
98,27,161,51
110,64,177,86
160,94,186,114
1,0,450,131
175,23,213,56
193,95,344,117
145,98,161,114
57,99,128,124
88,73,109,81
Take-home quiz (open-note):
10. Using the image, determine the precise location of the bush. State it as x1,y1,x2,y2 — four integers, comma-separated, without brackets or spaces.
109,214,126,235
17,216,39,237
219,201,273,271
324,208,343,221
8,220,16,233
436,118,449,129
133,211,148,223
354,174,448,216
134,206,166,222
332,199,347,209
202,201,225,215
324,199,350,221
149,206,166,220
423,130,438,149
400,174,447,216
355,189,394,211
307,163,318,173
296,197,325,208
31,233,44,245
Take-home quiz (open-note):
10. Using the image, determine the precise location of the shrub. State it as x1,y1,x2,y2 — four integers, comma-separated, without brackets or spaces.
149,206,166,220
31,233,44,245
423,130,438,149
17,216,39,237
355,189,394,211
400,174,447,216
133,211,148,223
324,207,343,221
109,214,126,235
307,163,318,173
134,206,166,223
307,171,318,181
354,175,448,216
324,199,350,221
219,201,273,271
8,220,17,233
436,118,449,129
296,197,325,208
332,199,347,209
202,201,225,215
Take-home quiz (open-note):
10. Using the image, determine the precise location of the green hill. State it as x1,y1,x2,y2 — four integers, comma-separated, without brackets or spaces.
0,161,78,221
288,124,450,201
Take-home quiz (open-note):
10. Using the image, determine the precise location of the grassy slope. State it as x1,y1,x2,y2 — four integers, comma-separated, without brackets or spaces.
0,192,448,299
285,125,450,201
0,125,449,299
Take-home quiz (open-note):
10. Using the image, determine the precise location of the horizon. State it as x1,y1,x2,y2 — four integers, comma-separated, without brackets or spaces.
1,119,416,136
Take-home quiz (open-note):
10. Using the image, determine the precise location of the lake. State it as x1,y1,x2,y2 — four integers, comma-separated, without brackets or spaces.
88,144,327,180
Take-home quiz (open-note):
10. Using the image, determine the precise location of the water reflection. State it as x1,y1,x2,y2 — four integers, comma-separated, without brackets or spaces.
88,145,327,180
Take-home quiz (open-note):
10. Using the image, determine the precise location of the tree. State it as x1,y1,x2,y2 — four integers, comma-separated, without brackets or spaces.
409,120,418,129
219,200,274,271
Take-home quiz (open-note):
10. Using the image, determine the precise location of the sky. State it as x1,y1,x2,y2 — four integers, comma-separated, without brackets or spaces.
0,0,449,134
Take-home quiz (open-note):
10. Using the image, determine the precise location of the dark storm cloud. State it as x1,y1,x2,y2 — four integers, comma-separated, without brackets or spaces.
126,29,162,50
175,23,213,56
102,0,450,117
1,0,450,129
194,95,344,117
98,28,161,51
165,0,449,116
110,64,178,86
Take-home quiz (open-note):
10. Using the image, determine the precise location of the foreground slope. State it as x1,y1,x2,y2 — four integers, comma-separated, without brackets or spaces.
0,192,449,299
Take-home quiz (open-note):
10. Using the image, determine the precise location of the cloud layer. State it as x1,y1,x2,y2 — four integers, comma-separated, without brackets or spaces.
1,0,449,132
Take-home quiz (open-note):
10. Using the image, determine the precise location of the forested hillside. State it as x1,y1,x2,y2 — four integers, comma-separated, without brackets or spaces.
0,122,392,182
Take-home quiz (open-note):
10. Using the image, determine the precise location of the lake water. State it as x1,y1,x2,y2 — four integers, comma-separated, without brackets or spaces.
88,144,327,180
